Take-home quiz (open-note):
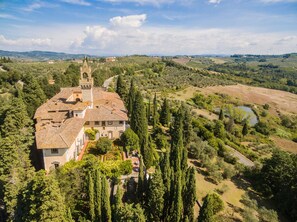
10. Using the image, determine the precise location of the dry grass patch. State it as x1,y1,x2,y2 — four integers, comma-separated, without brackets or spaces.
271,136,297,154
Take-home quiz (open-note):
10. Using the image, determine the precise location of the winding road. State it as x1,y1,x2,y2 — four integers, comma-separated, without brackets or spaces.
103,75,118,89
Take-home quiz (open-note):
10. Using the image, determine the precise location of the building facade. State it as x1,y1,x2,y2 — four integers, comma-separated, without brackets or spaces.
34,59,128,171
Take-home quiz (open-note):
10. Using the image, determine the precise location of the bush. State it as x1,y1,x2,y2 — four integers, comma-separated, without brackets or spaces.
85,129,98,140
96,137,112,154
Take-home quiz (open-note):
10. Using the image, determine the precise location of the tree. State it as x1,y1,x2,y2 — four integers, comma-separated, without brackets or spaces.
198,193,224,222
130,91,150,167
152,93,159,128
0,97,35,220
242,122,249,137
22,73,46,117
160,98,170,126
144,135,154,169
183,167,196,222
88,172,95,221
214,120,225,139
183,107,193,145
137,156,145,201
226,117,234,133
219,109,224,121
112,186,122,222
120,128,140,154
96,137,112,154
101,176,111,222
147,97,151,124
94,169,102,222
116,75,127,100
170,170,183,222
116,204,146,222
127,79,136,117
16,171,67,222
147,168,165,221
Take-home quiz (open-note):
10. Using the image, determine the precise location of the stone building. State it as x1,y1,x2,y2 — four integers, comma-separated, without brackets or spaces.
34,59,128,171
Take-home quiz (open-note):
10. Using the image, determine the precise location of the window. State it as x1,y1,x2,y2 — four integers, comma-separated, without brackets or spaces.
51,149,59,154
85,121,90,125
76,114,78,117
54,163,60,169
119,121,124,124
102,121,106,126
108,121,113,125
95,121,100,125
103,127,105,130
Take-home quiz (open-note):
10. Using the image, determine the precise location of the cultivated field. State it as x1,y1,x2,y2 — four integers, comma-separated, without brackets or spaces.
196,84,297,115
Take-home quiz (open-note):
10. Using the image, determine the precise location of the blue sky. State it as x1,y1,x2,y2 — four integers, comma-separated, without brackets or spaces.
0,0,297,55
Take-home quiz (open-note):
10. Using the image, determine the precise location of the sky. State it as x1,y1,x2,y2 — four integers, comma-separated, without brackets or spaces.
0,0,297,55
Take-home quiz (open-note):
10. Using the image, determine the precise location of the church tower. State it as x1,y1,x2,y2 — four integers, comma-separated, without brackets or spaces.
79,58,93,108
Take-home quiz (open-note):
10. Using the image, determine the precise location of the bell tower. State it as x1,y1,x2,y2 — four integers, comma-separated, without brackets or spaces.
79,58,93,108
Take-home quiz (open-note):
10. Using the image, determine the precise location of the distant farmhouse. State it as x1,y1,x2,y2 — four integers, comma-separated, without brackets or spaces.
34,59,128,171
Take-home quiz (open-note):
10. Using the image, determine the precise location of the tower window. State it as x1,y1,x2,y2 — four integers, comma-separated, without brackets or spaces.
51,149,59,154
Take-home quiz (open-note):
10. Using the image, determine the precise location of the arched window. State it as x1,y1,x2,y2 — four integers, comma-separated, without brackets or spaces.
83,72,88,79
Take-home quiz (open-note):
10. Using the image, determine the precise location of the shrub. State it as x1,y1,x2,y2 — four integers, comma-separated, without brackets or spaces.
85,128,98,140
96,137,112,154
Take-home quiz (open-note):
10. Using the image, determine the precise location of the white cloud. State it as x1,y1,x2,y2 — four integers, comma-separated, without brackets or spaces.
61,0,91,6
0,13,18,20
0,35,52,50
22,1,58,12
69,16,297,55
208,0,221,4
109,14,147,28
103,0,175,6
260,0,297,2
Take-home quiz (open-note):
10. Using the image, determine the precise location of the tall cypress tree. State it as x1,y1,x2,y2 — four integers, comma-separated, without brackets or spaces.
219,109,224,121
101,176,111,222
147,167,165,222
16,171,67,222
170,114,183,172
170,170,183,222
137,156,145,201
94,169,102,222
127,79,136,117
147,97,151,124
160,98,170,127
22,73,46,117
183,167,196,222
0,97,35,220
112,186,123,222
152,93,159,128
88,172,95,221
116,75,127,100
183,107,193,146
130,91,151,168
242,122,249,137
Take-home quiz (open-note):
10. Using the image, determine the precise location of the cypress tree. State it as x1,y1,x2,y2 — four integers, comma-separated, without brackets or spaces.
152,93,159,128
242,122,249,136
170,170,183,222
219,109,224,121
112,186,123,222
198,193,224,222
147,97,151,124
88,172,95,221
170,116,183,172
147,167,165,222
160,98,170,126
101,176,112,222
94,169,102,222
116,75,127,99
183,167,196,222
16,171,67,222
183,107,193,146
0,97,35,220
145,135,154,169
127,79,136,117
130,91,151,167
22,73,46,117
137,156,145,201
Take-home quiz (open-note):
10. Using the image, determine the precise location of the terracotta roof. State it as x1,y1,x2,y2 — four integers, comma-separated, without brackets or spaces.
36,118,85,149
34,86,128,149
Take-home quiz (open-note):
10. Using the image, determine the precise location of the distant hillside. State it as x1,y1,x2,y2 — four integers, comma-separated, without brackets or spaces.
0,50,99,61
